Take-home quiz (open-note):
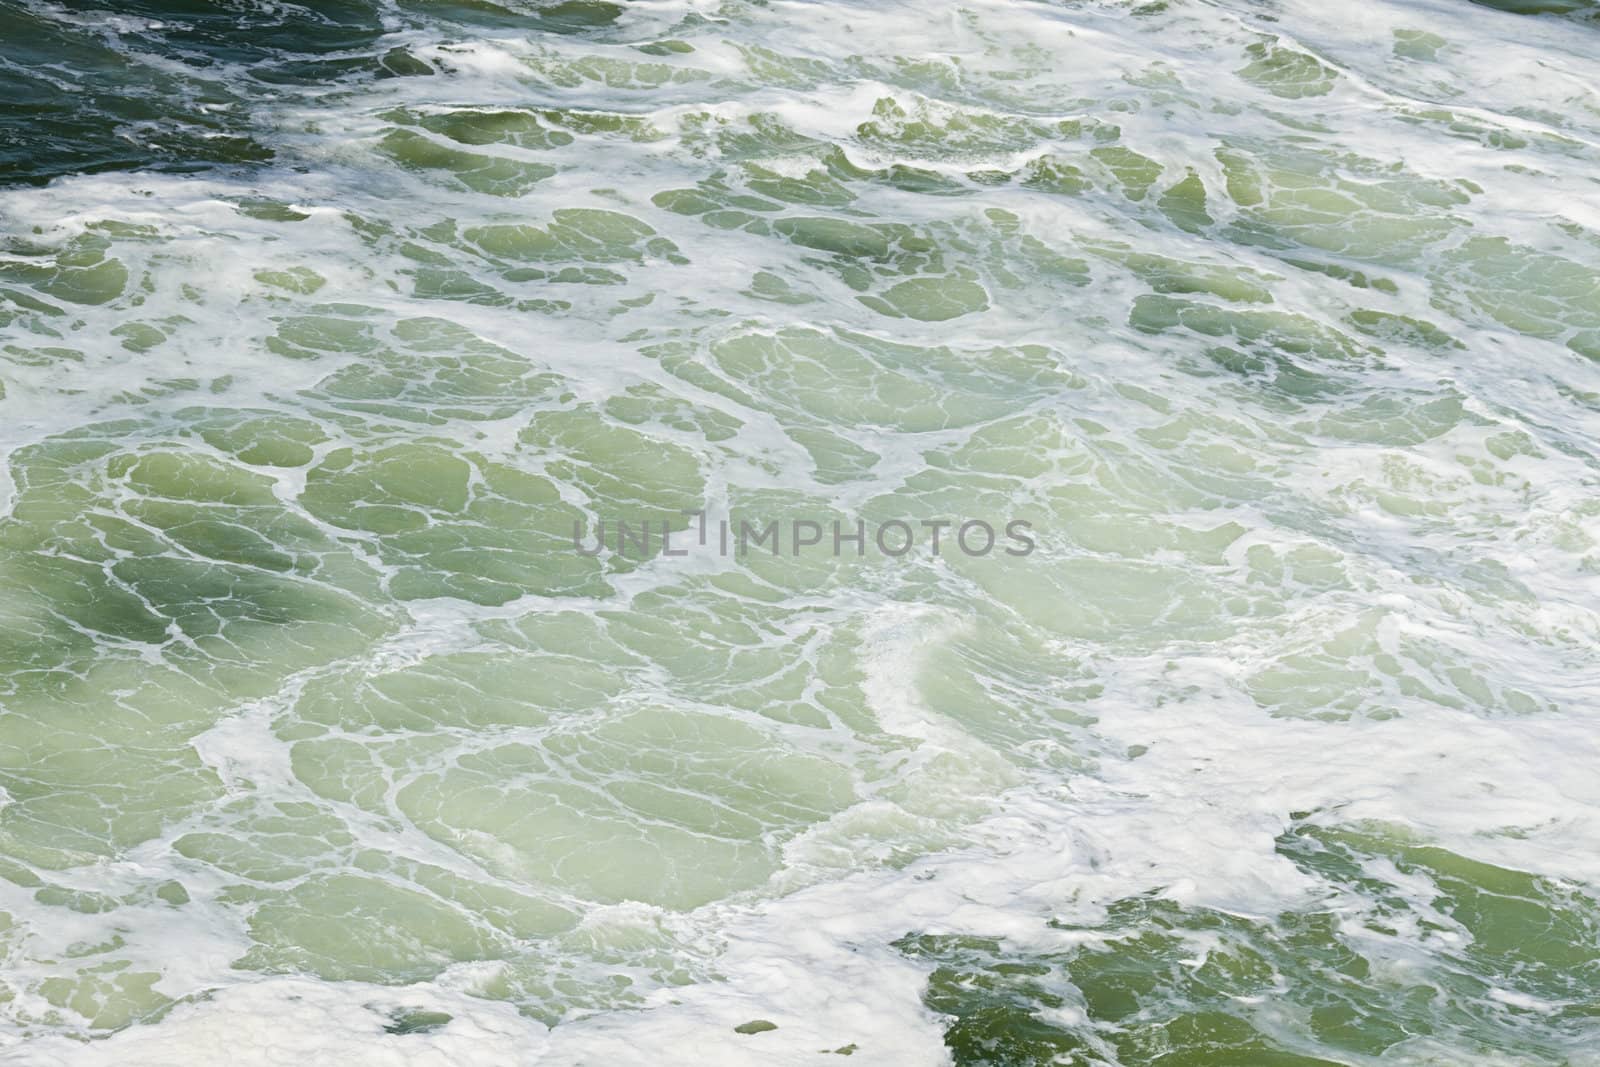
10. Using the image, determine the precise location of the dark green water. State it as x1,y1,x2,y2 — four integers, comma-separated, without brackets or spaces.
0,0,638,186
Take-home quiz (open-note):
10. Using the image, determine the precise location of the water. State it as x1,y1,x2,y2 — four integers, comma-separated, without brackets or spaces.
1,0,1599,1063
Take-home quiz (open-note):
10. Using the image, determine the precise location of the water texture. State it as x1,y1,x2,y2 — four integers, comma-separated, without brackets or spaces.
1,0,1599,1063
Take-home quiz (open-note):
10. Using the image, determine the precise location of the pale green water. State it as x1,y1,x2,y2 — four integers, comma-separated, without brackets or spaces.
2,0,1600,1064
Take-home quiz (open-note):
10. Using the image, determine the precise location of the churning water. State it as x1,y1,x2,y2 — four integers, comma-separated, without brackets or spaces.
2,0,1600,1063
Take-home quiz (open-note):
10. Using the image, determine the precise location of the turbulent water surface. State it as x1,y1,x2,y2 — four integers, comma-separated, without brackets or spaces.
2,0,1600,1063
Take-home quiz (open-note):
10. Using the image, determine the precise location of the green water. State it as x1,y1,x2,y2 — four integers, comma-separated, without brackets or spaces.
1,0,1600,1063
